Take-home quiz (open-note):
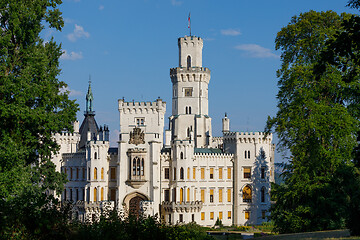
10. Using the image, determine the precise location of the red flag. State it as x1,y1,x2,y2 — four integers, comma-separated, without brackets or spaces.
188,13,191,29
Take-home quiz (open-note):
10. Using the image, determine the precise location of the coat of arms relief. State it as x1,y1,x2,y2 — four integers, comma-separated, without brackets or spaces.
129,127,145,145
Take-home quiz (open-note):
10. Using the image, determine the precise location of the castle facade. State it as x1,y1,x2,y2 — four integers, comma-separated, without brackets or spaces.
52,35,275,226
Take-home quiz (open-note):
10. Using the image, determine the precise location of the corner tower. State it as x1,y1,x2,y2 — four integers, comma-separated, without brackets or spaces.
169,36,212,148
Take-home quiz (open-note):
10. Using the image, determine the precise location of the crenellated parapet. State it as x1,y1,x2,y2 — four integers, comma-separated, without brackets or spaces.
170,67,210,84
223,131,272,144
118,98,166,114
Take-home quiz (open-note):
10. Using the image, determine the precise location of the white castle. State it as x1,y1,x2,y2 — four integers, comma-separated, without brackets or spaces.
52,35,275,226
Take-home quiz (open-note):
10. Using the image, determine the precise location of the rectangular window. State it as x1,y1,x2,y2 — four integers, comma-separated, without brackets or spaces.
219,167,223,179
219,211,223,220
110,167,116,180
179,214,183,222
244,167,251,179
227,189,231,202
135,117,145,126
174,168,176,180
262,210,266,219
210,168,214,179
201,212,205,220
219,189,223,203
165,168,170,179
70,168,73,180
201,189,205,203
210,189,214,203
228,211,231,219
110,189,116,201
261,167,265,179
194,189,197,201
187,188,190,202
193,167,196,179
245,211,250,220
187,167,190,180
201,168,205,179
210,212,214,220
164,189,170,202
76,168,79,179
82,168,86,180
227,168,231,179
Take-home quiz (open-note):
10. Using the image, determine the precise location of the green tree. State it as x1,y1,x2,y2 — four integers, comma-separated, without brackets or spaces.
0,0,78,238
266,10,360,234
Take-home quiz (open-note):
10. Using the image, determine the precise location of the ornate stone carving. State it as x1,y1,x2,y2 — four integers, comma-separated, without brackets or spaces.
129,127,145,145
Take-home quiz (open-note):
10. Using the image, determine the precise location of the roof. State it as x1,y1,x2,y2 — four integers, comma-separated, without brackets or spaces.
194,148,223,154
78,114,99,149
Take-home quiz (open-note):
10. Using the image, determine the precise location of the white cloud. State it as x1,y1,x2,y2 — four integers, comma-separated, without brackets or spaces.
61,50,83,60
60,86,82,97
67,24,90,42
99,5,104,10
171,0,183,6
235,44,279,59
221,29,241,36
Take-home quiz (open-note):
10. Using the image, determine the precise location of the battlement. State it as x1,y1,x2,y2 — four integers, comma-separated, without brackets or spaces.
178,35,203,45
170,67,210,84
223,131,273,144
118,98,166,113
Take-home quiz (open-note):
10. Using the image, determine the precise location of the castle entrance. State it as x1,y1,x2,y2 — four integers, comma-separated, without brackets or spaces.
129,196,144,216
124,192,148,217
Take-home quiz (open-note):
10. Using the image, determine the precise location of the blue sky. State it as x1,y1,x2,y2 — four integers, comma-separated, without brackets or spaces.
46,0,357,162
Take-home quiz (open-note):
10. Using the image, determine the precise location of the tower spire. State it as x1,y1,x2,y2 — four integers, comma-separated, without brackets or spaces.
85,76,94,115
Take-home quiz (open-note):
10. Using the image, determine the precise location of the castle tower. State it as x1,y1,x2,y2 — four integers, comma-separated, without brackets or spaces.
169,36,212,148
222,113,230,133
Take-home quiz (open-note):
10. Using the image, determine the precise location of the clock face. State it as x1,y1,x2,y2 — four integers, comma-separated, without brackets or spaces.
185,88,193,97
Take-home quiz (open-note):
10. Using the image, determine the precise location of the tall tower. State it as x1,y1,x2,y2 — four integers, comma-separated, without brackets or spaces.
169,36,212,148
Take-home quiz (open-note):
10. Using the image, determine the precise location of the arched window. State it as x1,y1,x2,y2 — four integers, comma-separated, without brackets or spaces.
187,167,190,180
261,187,265,203
244,151,247,159
94,187,97,202
189,107,192,114
180,188,184,203
101,187,104,201
248,150,250,159
180,167,184,179
133,159,136,176
243,185,252,203
137,158,140,176
187,55,191,69
94,152,97,159
185,107,188,114
187,127,191,138
94,167,97,180
187,188,190,202
174,167,176,180
141,159,144,176
180,152,184,159
101,168,104,180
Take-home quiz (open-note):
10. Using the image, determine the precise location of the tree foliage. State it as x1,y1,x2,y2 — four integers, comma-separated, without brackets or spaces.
0,0,78,198
0,0,78,238
266,10,360,234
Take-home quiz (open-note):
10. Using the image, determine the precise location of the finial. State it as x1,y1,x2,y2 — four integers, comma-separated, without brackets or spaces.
225,112,227,118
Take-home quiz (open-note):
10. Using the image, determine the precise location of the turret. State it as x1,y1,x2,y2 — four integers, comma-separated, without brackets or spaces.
222,113,230,133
